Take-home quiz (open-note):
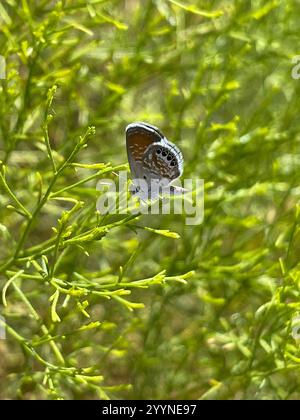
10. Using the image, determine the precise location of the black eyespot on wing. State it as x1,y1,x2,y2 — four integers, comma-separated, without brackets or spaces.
171,160,176,167
156,148,162,155
167,155,172,161
162,150,167,157
143,175,147,180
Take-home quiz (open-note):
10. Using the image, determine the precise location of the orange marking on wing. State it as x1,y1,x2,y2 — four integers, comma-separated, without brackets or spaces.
127,131,159,161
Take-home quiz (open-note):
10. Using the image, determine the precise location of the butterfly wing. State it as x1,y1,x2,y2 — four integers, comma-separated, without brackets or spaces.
142,139,183,185
126,122,184,200
126,122,163,179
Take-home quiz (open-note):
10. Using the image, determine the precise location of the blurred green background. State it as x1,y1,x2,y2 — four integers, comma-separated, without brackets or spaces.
1,0,300,400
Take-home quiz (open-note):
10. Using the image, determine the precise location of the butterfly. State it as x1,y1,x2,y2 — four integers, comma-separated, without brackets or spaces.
126,122,185,201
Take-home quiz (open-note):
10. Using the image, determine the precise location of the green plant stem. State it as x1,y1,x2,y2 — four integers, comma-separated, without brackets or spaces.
50,164,127,198
12,280,65,366
0,171,32,219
